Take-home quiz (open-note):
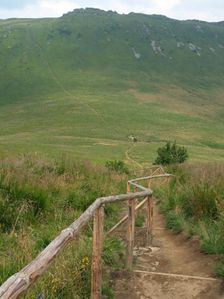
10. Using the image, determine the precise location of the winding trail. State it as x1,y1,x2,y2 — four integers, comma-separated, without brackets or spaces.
112,203,224,299
125,143,143,170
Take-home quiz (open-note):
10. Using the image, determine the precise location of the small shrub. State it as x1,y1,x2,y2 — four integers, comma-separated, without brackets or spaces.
215,257,224,277
181,184,218,220
165,211,183,233
105,160,129,174
102,285,114,299
154,141,188,165
200,219,224,254
66,189,103,212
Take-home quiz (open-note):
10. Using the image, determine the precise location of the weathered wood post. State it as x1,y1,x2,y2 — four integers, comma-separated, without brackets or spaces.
166,175,171,185
146,193,153,246
127,181,131,194
126,182,136,270
91,205,104,299
148,177,151,189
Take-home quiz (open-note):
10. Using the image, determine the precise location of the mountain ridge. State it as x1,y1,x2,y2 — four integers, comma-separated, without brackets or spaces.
1,8,223,24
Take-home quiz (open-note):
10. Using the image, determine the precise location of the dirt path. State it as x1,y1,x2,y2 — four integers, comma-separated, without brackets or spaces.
111,203,224,299
125,143,143,170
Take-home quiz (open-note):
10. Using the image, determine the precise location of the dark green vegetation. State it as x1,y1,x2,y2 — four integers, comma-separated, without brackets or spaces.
0,155,127,298
154,141,188,165
105,160,129,174
0,8,224,165
157,164,224,276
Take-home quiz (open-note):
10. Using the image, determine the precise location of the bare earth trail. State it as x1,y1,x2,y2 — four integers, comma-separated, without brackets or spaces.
111,203,224,299
125,143,144,170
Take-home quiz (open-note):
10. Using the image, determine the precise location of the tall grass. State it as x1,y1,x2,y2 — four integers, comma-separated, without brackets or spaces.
0,155,127,298
157,163,224,276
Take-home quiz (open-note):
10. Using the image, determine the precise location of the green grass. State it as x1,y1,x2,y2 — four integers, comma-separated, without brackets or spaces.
135,213,145,227
0,155,127,298
157,163,224,276
0,10,224,165
215,258,224,277
1,10,224,294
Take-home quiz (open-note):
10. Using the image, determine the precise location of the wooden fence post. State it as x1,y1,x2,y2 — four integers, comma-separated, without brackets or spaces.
91,205,104,299
148,178,151,189
146,194,153,246
126,185,136,270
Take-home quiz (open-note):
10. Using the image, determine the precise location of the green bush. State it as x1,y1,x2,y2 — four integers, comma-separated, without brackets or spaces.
215,257,224,277
105,160,129,174
165,211,183,233
181,184,218,220
66,186,104,212
154,141,188,165
200,218,224,254
102,285,114,299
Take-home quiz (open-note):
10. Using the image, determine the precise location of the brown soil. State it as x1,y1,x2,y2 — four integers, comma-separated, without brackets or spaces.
110,203,224,299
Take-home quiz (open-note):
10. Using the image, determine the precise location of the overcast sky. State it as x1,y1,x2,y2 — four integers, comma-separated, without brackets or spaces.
0,0,223,22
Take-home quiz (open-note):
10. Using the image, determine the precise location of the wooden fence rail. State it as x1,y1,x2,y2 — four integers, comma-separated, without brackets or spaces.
0,170,173,299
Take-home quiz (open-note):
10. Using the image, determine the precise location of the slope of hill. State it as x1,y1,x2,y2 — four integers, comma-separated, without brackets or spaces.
0,8,224,164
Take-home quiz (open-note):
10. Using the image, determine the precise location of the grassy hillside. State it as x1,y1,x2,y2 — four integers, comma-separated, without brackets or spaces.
0,8,224,165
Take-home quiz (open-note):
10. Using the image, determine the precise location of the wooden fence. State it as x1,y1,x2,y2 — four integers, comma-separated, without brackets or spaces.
0,169,172,299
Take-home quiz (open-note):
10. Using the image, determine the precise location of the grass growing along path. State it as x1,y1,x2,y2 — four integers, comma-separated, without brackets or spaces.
0,155,127,298
156,163,224,277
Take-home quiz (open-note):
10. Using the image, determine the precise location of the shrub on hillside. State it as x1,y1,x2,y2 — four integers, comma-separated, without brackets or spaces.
154,141,188,165
105,160,129,174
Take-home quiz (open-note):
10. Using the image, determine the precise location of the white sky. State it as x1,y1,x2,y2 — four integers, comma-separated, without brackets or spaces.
0,0,224,22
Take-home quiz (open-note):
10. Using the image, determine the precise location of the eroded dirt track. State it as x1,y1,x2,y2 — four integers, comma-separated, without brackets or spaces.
111,203,224,299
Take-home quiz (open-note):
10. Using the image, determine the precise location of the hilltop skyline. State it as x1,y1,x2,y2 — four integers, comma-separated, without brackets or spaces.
0,0,224,22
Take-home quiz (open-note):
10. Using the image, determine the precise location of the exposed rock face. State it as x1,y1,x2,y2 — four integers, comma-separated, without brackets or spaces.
188,43,201,56
132,48,141,59
177,42,185,48
151,40,164,55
